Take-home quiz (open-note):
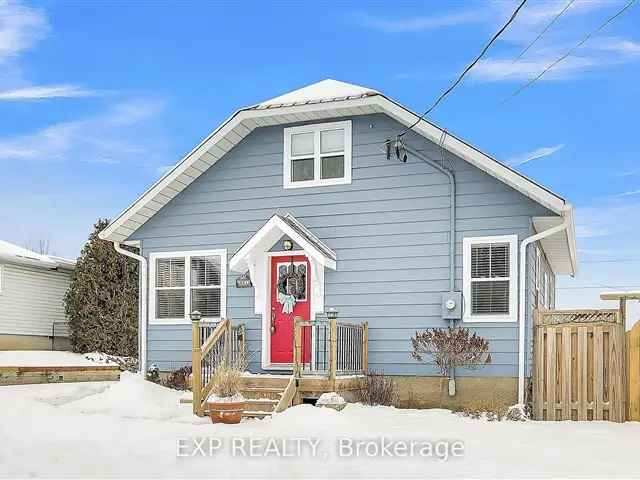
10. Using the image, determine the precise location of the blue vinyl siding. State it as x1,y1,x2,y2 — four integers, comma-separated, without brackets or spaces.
131,113,557,376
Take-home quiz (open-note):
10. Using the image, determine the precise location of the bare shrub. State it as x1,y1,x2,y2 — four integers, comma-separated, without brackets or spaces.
356,371,397,406
163,366,192,391
411,327,491,377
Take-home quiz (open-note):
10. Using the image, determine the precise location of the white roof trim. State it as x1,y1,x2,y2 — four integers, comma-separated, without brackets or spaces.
229,214,337,273
99,87,568,243
533,206,577,276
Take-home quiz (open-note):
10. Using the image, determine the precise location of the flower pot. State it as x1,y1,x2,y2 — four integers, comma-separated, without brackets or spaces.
206,401,246,424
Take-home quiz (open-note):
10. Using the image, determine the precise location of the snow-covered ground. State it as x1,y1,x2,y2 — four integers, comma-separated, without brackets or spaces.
0,350,117,367
0,373,638,478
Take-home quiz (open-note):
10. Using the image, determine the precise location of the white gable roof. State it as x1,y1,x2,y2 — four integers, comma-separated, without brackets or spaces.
99,78,574,274
258,79,379,108
0,240,75,270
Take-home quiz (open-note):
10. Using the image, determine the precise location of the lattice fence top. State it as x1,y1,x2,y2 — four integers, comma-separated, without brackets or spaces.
537,309,620,325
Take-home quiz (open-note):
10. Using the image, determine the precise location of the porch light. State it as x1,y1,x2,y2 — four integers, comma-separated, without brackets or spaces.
326,307,339,320
283,239,294,251
190,310,202,323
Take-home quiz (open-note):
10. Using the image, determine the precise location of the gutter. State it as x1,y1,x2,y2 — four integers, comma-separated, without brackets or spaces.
113,242,148,376
517,204,574,404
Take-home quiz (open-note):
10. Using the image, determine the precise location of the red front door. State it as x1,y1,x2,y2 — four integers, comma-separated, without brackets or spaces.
270,255,311,364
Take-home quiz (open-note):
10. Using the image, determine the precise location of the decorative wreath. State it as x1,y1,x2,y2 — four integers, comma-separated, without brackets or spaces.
277,264,306,300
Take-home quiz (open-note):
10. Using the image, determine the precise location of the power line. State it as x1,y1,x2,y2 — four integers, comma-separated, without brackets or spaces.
397,0,529,137
558,285,640,290
502,0,637,103
513,0,576,62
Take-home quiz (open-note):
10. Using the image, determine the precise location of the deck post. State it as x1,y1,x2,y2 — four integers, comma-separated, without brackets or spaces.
191,318,202,416
293,316,302,378
329,318,337,385
362,321,369,374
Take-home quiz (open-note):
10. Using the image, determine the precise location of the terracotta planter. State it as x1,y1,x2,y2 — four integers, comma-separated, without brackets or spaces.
206,401,246,424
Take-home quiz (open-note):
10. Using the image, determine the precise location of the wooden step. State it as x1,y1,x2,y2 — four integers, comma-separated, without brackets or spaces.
240,386,285,400
242,410,273,419
240,375,291,389
244,398,278,412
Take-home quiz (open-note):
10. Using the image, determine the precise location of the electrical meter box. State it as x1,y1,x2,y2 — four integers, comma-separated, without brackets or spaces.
441,291,463,320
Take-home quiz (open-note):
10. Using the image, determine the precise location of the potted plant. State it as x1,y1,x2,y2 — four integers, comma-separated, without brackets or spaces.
205,354,247,424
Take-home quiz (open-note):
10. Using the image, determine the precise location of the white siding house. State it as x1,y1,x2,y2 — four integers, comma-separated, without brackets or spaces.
0,240,75,350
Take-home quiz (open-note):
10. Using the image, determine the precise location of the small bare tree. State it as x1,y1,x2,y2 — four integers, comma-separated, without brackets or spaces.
25,239,51,255
410,327,491,379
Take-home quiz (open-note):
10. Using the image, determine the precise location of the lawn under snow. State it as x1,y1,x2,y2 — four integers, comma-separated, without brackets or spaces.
1,373,639,479
0,350,117,367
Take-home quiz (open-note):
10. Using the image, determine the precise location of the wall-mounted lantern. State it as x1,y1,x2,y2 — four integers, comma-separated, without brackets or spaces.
326,307,339,320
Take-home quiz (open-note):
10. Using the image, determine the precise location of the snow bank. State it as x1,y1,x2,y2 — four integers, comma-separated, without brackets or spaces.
0,350,117,367
1,377,639,478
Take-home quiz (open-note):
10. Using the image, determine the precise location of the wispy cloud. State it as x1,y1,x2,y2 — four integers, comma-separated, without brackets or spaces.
615,190,640,197
0,84,98,100
355,10,481,33
0,98,165,164
472,56,594,82
507,144,564,166
0,0,48,61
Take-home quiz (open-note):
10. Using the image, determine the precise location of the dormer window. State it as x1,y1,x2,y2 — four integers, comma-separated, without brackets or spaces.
283,120,352,189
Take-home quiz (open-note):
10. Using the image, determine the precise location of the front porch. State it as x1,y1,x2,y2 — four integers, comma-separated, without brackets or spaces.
190,316,368,417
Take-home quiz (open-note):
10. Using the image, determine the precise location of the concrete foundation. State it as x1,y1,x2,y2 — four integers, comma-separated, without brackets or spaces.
392,376,519,410
0,334,71,351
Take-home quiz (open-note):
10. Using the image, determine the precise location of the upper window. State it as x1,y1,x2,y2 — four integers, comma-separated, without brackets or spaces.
150,249,226,324
283,120,352,189
463,235,518,322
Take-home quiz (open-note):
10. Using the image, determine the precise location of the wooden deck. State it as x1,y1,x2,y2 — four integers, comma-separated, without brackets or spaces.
191,316,368,418
0,365,121,386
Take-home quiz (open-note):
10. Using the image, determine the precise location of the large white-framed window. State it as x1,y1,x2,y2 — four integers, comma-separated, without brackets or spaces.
463,235,518,323
283,120,352,189
149,249,227,324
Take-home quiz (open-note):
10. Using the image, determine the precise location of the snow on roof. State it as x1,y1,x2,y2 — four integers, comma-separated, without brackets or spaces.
256,79,379,109
0,240,75,270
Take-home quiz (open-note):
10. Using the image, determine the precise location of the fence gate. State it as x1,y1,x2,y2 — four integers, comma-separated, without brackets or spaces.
627,321,640,421
533,309,625,422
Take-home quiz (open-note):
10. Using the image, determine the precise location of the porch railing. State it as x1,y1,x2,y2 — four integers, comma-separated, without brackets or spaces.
293,316,368,379
191,318,245,416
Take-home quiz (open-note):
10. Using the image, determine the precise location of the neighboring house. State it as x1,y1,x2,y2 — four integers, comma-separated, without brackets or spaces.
0,240,75,351
99,79,576,406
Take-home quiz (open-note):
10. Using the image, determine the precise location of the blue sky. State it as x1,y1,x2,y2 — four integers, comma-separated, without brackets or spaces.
1,0,639,319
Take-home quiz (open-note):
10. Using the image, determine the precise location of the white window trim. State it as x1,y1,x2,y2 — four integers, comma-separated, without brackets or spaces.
149,249,227,325
463,235,518,323
283,120,352,189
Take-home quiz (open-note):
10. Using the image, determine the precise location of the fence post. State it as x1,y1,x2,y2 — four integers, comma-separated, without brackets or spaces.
362,322,368,375
191,318,202,416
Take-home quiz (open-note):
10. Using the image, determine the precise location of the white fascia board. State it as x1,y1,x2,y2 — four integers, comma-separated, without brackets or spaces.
229,215,337,273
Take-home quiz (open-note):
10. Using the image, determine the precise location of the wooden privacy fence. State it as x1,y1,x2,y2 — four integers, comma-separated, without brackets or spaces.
533,309,625,422
627,321,640,421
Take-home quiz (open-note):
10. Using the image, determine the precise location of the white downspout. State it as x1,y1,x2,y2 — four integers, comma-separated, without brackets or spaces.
113,242,148,376
517,204,573,404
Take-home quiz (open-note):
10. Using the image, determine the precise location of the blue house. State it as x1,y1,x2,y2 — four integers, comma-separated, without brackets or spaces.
100,79,576,411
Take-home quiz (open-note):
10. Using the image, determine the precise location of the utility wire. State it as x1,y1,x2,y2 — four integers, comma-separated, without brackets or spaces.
513,0,576,62
397,0,529,137
502,0,637,103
